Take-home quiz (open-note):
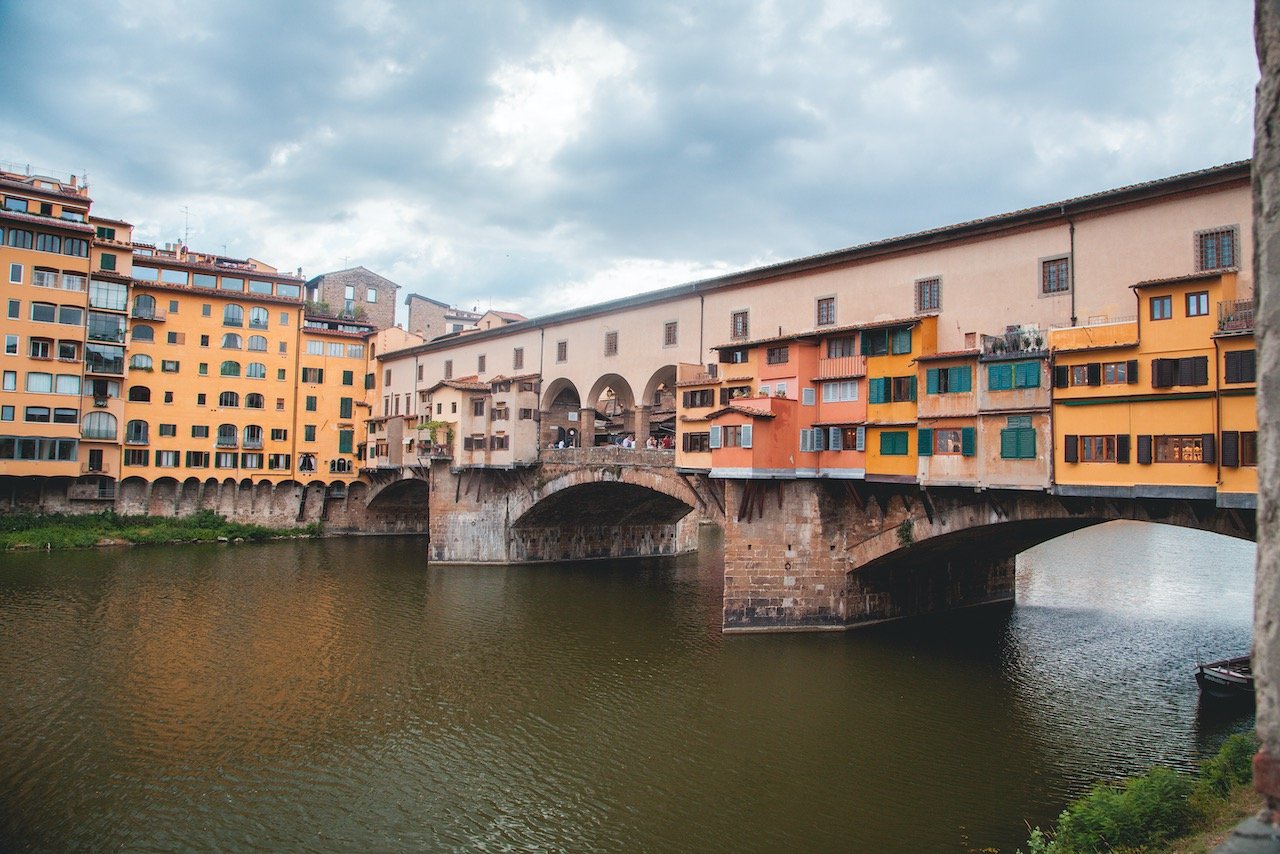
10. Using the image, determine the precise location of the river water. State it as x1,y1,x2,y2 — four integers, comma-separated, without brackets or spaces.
0,521,1255,852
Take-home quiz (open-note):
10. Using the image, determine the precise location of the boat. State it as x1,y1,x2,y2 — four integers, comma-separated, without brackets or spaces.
1195,655,1254,698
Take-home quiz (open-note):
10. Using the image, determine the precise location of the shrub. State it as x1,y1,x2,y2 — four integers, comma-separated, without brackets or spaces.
1051,766,1193,852
1196,732,1257,800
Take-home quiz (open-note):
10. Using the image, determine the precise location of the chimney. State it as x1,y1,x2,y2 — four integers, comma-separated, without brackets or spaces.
69,175,77,188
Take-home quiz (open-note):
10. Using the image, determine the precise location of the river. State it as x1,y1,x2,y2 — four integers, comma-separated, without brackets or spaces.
0,520,1255,851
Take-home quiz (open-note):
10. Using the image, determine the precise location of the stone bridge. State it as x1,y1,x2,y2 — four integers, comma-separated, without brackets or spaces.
719,478,1257,632
425,447,725,563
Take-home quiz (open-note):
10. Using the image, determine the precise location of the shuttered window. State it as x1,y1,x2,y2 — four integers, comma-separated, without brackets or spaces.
1224,350,1256,384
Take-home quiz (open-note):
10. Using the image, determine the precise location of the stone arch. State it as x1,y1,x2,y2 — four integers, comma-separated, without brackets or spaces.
642,364,677,409
149,477,179,517
199,477,222,511
178,477,202,515
367,476,429,509
118,476,149,513
586,372,635,413
541,378,583,447
541,377,580,412
509,465,699,529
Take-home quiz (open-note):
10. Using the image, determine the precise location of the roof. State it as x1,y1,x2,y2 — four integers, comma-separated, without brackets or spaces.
131,277,305,306
306,266,401,290
0,208,94,234
709,316,919,350
379,160,1251,361
706,403,777,419
915,348,980,362
405,292,449,307
1131,269,1235,289
484,310,528,322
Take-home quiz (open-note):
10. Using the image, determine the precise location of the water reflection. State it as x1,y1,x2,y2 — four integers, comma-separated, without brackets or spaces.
0,520,1255,852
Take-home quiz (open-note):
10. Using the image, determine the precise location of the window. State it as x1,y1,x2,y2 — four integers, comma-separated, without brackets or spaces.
1078,435,1118,462
1151,356,1208,388
36,233,61,254
246,362,265,379
99,253,117,272
131,325,156,344
216,424,238,447
347,344,364,359
4,335,17,355
891,376,915,402
197,362,208,376
932,428,965,455
9,262,22,283
301,367,324,383
1150,295,1173,320
153,450,178,468
197,393,206,405
24,406,51,423
192,425,210,438
1154,435,1209,463
247,335,267,352
1183,290,1210,317
184,451,209,468
682,432,711,453
472,399,485,416
215,452,238,469
867,376,916,403
556,342,568,362
161,360,179,373
816,297,835,326
29,338,51,359
26,372,52,393
879,431,908,456
246,393,264,409
31,302,56,323
444,359,454,379
127,385,151,403
307,341,323,356
890,327,912,355
366,287,377,303
123,449,149,466
1222,431,1259,467
664,321,678,346
925,366,972,394
604,331,618,357
821,381,858,402
167,331,185,345
328,342,343,357
1000,416,1037,460
1042,257,1070,294
304,425,316,442
267,453,290,470
220,360,241,377
861,329,889,356
717,425,752,448
683,389,714,408
915,277,941,313
243,425,264,449
223,304,244,326
513,347,524,370
158,423,177,437
306,395,317,412
54,373,79,394
222,333,243,350
1102,361,1130,384
720,348,748,364
1,406,13,422
1225,349,1257,384
1,371,13,390
218,391,239,407
63,238,88,257
342,370,353,386
200,335,209,347
1196,227,1237,271
762,345,789,365
8,229,33,250
730,310,749,339
248,307,269,329
5,299,17,320
125,419,149,444
339,397,353,419
82,412,117,439
477,354,486,373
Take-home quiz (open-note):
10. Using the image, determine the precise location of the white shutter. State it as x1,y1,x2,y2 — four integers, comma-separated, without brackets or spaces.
813,427,825,451
800,429,812,452
802,387,816,406
741,424,752,448
855,425,866,451
709,426,722,448
829,427,843,450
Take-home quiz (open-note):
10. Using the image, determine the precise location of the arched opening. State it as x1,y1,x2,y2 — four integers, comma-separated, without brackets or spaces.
541,379,581,448
586,373,636,446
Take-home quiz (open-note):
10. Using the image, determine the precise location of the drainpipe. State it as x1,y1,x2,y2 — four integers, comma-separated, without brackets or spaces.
1213,334,1222,489
699,294,705,367
1067,211,1077,327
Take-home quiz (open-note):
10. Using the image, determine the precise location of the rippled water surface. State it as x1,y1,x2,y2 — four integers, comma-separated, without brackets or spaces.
0,521,1255,851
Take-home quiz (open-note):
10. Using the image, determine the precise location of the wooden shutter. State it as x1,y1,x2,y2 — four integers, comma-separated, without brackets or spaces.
917,428,933,456
907,376,917,401
829,427,842,451
811,425,823,451
855,426,866,452
1086,363,1101,386
1116,434,1130,464
961,426,975,457
741,425,752,449
802,387,816,406
1000,428,1017,459
926,368,940,395
1054,365,1070,388
1126,359,1139,384
1200,433,1215,464
1017,428,1035,460
1151,359,1174,388
1221,431,1240,467
800,429,812,453
1063,434,1078,463
1137,434,1153,464
708,426,721,448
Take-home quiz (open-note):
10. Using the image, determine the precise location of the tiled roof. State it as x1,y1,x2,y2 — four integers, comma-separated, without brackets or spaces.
914,348,980,362
710,315,919,351
1131,269,1236,289
0,208,94,234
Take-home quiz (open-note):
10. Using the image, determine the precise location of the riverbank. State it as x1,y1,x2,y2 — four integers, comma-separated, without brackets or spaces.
0,510,321,550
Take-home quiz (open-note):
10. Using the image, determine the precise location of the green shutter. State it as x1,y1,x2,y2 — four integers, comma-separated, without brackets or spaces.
907,375,916,401
1015,361,1040,388
961,426,975,456
339,397,352,419
1000,428,1017,459
1017,428,1036,459
959,366,973,392
338,430,353,454
926,368,940,395
869,377,886,404
891,327,912,354
918,428,933,456
988,364,1012,390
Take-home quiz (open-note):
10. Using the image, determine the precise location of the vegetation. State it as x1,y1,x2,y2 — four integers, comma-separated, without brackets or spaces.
0,510,321,550
1020,733,1260,853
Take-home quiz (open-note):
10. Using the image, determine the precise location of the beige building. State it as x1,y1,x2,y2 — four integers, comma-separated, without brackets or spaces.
305,266,399,330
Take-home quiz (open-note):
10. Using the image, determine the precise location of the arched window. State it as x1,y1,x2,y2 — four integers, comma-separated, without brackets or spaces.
246,393,265,409
127,385,151,402
218,391,239,407
223,304,244,327
133,294,156,319
248,307,269,329
246,362,266,379
221,333,242,349
129,353,153,370
247,335,267,352
216,423,237,447
131,324,154,342
125,419,149,444
243,425,263,448
82,411,117,440
220,360,241,377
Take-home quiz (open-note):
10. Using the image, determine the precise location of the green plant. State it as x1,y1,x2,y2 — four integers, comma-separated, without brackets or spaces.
896,519,914,546
1053,766,1193,852
1196,732,1257,799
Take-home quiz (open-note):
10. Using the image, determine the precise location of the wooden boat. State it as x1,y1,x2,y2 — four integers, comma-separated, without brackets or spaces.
1195,655,1254,698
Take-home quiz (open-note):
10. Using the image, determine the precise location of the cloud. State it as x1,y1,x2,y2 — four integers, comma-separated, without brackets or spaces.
0,0,1257,325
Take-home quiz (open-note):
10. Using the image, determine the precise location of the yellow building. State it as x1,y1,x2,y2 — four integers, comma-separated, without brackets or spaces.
0,170,94,480
1050,270,1255,507
864,316,935,482
120,244,313,484
297,313,373,480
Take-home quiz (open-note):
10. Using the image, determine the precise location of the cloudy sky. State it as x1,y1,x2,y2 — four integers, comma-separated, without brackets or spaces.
0,1,1258,322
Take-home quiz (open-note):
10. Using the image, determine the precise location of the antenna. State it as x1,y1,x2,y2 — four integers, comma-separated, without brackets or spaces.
181,206,190,245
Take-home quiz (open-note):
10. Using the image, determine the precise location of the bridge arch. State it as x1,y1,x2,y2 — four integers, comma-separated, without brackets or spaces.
642,364,677,408
587,373,635,413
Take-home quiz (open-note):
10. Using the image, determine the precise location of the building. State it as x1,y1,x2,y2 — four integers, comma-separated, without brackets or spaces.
305,266,399,330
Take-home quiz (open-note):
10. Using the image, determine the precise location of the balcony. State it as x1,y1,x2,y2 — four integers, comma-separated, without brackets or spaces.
243,439,264,450
1218,299,1254,333
816,354,866,380
979,325,1049,361
130,307,166,322
216,437,238,448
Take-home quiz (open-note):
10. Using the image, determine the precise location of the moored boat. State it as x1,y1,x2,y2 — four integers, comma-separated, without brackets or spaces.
1195,655,1254,698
